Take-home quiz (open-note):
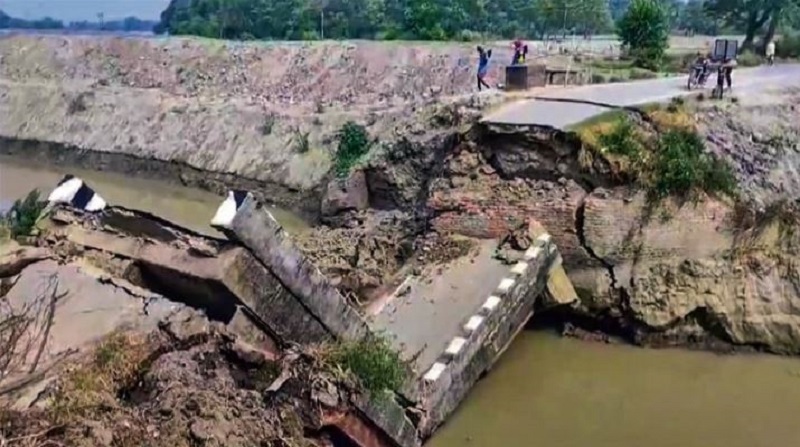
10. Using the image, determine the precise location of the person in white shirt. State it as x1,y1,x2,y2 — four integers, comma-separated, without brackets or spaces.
766,40,776,65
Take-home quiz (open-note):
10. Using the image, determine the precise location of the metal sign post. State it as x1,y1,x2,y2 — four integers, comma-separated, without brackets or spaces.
713,39,738,61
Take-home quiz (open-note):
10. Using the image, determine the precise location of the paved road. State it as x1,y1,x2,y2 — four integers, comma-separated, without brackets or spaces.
483,64,800,128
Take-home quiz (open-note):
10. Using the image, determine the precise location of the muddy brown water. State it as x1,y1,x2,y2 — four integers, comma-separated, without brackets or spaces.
428,331,800,447
0,157,309,235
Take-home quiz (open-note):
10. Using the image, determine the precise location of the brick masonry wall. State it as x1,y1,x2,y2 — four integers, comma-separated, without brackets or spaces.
428,174,594,268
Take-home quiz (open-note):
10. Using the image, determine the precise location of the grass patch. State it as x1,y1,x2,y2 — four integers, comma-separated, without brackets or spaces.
576,104,737,202
587,58,635,70
648,129,737,200
50,333,152,423
260,113,276,135
629,67,659,80
293,129,310,153
1,189,47,239
568,109,629,133
324,336,406,395
334,121,371,178
598,118,643,158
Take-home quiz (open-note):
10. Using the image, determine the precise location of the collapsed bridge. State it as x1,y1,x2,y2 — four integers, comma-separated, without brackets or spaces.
29,177,578,447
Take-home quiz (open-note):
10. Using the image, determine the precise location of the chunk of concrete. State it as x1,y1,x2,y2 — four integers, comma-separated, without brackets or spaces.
528,219,578,306
229,196,370,342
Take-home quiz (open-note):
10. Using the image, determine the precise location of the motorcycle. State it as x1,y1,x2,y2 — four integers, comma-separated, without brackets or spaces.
687,64,709,90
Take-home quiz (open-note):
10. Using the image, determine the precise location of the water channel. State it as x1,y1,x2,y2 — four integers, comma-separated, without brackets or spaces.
429,331,800,447
3,157,800,447
0,157,308,235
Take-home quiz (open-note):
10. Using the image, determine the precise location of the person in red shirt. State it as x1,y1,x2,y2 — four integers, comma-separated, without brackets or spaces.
512,39,528,65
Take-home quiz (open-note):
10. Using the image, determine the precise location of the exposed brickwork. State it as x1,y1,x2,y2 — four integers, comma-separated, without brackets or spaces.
427,148,594,267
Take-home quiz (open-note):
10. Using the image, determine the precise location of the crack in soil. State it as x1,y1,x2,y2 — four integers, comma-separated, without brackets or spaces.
574,192,619,289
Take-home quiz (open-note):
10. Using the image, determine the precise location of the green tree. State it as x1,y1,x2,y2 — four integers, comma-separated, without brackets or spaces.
155,0,615,40
676,0,719,35
617,0,670,70
703,0,800,51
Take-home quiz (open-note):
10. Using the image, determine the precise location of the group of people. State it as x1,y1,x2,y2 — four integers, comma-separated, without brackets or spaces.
693,52,736,92
476,39,528,91
693,39,776,95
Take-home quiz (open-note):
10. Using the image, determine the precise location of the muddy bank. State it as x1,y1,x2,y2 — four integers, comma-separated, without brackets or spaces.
0,324,374,447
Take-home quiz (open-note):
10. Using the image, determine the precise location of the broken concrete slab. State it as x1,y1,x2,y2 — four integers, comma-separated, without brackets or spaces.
370,240,510,378
0,259,194,409
42,205,330,346
228,196,371,342
415,232,560,439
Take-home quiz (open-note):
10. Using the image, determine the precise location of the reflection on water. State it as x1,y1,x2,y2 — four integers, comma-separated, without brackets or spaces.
0,157,308,236
429,331,800,447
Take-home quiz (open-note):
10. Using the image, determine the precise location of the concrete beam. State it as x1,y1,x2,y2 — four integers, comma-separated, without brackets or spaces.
228,195,371,342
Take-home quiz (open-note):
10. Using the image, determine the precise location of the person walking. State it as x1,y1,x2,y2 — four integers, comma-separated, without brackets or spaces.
723,57,736,91
511,39,528,65
766,39,776,65
477,45,492,91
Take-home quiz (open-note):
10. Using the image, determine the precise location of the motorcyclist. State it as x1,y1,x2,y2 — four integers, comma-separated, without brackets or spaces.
692,52,710,84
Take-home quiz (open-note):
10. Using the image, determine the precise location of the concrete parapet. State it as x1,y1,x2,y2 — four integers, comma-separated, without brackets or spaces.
415,232,559,438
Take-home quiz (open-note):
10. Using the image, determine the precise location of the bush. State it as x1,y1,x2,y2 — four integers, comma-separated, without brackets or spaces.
327,336,406,395
456,29,483,42
629,67,659,79
737,50,762,67
617,0,669,70
776,34,800,59
598,118,643,158
649,129,737,200
591,73,608,84
1,189,46,239
334,121,371,178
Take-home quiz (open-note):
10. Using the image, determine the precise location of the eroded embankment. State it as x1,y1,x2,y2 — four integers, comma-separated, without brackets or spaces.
416,93,800,354
0,35,508,222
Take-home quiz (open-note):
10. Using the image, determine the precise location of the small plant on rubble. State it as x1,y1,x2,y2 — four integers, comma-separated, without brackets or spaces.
1,189,47,239
325,335,406,395
334,121,371,178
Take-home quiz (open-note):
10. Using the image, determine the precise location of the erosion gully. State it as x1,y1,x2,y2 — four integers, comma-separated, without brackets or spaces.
4,157,800,447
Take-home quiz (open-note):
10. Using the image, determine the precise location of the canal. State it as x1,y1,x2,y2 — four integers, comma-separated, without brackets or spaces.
429,331,800,447
0,156,308,235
